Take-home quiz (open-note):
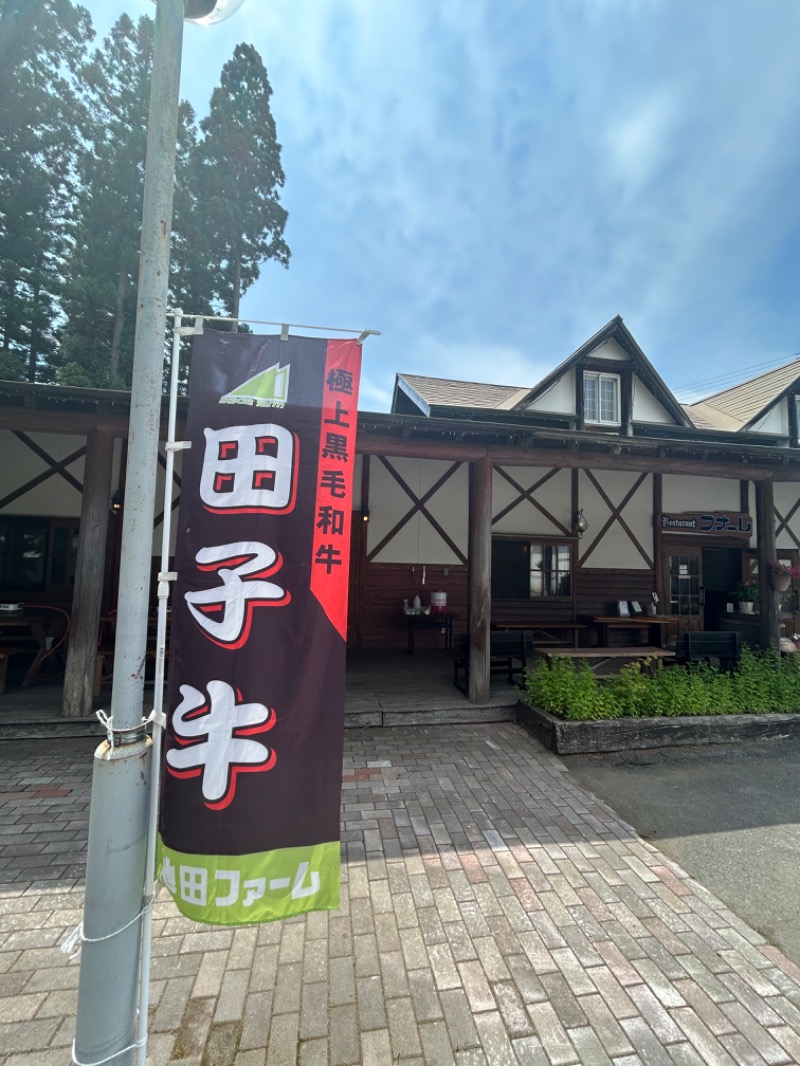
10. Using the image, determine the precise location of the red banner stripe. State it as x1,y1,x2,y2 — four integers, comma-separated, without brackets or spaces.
310,340,362,639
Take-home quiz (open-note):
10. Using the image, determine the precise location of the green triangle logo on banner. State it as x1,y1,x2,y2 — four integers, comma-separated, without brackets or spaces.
220,363,290,408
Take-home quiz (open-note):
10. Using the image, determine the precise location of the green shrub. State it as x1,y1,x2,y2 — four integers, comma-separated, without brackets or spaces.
524,656,618,720
523,646,800,721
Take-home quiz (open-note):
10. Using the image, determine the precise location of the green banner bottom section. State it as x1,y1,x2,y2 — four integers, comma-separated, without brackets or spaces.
157,837,341,926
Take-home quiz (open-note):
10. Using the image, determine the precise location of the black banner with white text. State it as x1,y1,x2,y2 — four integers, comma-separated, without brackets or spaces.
158,330,361,924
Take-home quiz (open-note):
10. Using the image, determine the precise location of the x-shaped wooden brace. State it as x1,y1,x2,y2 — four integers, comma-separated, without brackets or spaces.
492,467,571,535
578,470,653,569
0,432,86,509
775,497,800,550
367,457,467,564
153,451,182,530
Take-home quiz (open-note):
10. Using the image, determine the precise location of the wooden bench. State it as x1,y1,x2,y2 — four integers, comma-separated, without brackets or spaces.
449,631,530,694
673,631,741,672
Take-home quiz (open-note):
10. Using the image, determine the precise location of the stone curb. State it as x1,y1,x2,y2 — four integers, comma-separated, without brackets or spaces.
516,698,800,754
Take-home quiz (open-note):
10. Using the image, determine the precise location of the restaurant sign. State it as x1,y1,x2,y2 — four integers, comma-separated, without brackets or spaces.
658,512,752,536
158,330,361,925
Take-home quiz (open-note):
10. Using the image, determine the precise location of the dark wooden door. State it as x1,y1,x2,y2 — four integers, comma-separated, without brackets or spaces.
665,546,703,632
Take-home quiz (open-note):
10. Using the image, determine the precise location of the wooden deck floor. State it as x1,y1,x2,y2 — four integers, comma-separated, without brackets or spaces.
345,649,521,726
0,649,521,736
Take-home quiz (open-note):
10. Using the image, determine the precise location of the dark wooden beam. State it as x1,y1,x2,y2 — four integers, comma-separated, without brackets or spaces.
485,446,777,481
653,473,663,603
356,433,781,481
468,456,492,704
788,394,799,447
62,429,114,718
621,370,633,436
356,455,370,647
0,408,185,439
575,370,585,432
0,410,132,436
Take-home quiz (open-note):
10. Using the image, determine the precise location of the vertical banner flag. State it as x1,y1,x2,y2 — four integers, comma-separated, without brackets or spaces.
158,331,361,925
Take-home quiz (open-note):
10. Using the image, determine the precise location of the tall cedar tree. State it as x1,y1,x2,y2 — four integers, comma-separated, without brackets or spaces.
171,100,216,323
0,0,92,382
59,15,154,388
198,44,289,323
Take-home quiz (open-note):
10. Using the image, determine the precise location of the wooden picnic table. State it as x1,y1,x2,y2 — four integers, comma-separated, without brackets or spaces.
534,645,674,674
493,621,585,648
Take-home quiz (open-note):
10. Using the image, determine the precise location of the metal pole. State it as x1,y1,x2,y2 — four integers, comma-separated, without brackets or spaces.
74,3,185,1063
136,314,186,1065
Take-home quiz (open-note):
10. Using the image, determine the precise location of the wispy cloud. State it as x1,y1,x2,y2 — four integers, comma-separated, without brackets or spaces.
82,0,800,408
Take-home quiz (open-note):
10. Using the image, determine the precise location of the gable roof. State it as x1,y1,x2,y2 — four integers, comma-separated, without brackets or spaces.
393,317,690,426
685,359,800,431
513,315,692,427
392,373,530,415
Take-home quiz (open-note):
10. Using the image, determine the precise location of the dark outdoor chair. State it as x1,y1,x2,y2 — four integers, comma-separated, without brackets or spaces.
672,631,741,672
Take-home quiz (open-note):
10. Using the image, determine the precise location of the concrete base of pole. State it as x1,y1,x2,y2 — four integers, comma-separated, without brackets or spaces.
74,735,152,1066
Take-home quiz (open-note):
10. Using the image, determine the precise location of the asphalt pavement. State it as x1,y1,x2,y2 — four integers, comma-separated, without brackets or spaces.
564,736,800,967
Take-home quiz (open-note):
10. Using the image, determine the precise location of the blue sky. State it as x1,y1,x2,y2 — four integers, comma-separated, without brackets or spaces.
83,0,800,411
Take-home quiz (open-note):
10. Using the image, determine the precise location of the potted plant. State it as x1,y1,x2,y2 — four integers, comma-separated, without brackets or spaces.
735,579,759,613
769,562,800,592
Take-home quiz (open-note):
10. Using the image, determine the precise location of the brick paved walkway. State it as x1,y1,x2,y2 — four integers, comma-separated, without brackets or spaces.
3,724,800,1065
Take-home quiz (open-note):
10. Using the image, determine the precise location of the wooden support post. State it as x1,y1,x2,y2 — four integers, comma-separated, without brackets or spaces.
653,474,663,602
62,429,114,718
468,456,492,703
755,478,780,649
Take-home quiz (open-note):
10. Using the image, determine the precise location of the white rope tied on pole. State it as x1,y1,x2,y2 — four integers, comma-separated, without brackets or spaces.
71,1033,147,1066
95,710,114,755
61,897,155,962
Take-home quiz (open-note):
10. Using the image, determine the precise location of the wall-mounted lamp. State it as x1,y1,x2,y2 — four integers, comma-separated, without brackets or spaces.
110,489,124,517
575,509,588,538
361,508,370,523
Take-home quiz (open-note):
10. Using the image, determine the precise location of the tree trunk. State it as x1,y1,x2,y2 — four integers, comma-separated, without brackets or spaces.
109,264,128,383
28,275,40,382
231,254,241,324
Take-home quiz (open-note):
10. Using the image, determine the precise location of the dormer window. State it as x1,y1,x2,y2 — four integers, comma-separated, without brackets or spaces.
583,371,620,425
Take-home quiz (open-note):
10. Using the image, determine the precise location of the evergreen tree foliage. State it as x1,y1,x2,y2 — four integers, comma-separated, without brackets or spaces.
59,15,154,388
0,9,291,387
0,0,93,382
198,43,290,323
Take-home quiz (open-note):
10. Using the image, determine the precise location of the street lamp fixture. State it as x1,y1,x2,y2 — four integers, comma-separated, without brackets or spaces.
155,0,245,24
185,0,246,22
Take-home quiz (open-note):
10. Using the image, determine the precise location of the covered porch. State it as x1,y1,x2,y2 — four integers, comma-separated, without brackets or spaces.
0,648,522,738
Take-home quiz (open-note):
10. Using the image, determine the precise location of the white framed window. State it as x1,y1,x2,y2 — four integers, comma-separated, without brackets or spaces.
584,371,620,425
491,538,572,600
795,395,800,443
